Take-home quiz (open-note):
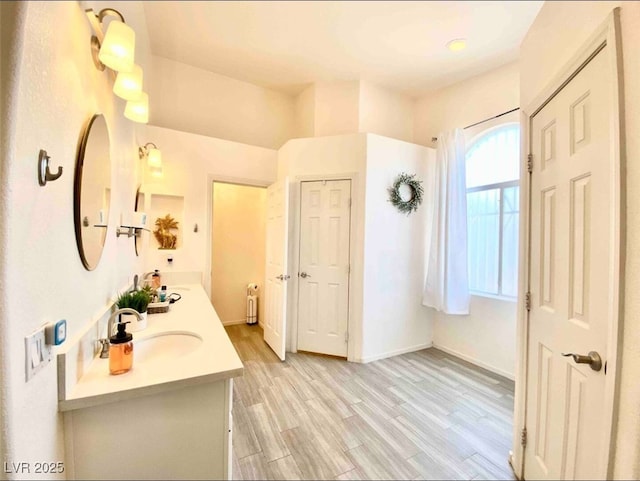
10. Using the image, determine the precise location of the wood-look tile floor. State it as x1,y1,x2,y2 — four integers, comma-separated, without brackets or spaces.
226,324,516,481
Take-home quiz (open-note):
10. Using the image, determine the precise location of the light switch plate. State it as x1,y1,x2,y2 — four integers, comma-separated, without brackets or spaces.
25,327,52,381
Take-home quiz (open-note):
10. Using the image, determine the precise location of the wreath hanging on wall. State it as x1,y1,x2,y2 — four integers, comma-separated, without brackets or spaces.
388,172,424,215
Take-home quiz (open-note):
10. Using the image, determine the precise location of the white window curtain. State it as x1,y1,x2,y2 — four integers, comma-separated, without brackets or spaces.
423,129,470,315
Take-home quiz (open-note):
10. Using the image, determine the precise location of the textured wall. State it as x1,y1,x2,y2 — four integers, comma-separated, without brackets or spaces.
0,1,151,475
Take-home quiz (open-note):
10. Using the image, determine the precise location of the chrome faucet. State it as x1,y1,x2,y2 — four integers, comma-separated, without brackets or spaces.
142,271,154,282
98,308,143,358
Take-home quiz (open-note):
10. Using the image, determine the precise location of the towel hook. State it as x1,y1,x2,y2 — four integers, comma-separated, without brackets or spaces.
37,149,63,186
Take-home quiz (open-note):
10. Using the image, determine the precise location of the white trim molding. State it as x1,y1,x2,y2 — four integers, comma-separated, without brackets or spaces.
354,342,433,364
433,344,515,381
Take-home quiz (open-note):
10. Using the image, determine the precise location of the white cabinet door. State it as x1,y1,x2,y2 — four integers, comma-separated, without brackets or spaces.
297,180,351,357
263,178,290,361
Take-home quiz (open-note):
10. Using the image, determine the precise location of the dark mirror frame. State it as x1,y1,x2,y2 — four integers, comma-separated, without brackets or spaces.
134,185,143,256
74,114,111,271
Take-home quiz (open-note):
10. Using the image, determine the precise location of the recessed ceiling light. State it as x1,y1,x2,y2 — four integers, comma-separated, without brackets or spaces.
447,39,467,52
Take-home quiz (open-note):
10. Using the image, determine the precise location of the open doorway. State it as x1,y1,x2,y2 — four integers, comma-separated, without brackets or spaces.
211,181,267,326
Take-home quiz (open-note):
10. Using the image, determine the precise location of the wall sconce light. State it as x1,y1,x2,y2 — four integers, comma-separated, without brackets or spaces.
86,8,150,124
139,142,163,177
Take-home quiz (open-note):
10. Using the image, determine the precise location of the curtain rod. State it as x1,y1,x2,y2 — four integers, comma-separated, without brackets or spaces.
431,107,520,142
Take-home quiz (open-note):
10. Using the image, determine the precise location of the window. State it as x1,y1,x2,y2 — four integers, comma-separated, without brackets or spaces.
466,124,520,298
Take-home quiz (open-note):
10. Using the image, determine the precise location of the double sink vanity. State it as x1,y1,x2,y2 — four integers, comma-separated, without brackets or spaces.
58,281,243,480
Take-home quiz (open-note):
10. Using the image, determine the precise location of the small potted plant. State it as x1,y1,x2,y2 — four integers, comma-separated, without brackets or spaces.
116,288,152,332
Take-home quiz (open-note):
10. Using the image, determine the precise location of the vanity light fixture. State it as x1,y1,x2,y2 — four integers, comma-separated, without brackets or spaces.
139,142,163,177
86,8,150,124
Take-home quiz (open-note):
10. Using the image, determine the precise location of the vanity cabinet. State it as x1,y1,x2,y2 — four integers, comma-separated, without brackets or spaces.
58,282,242,480
63,378,233,480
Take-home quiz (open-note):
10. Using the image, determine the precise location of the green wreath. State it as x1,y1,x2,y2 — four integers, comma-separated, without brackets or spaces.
388,172,424,215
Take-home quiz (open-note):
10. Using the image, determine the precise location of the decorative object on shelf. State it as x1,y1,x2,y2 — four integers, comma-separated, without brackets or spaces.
37,149,63,186
388,172,424,215
85,7,150,124
153,214,179,249
139,142,162,176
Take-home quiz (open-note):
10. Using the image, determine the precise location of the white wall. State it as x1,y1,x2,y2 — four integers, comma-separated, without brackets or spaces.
361,134,435,361
149,55,295,150
413,62,521,378
433,298,517,379
140,125,277,298
313,81,360,137
0,1,152,473
414,61,520,146
277,134,368,359
293,80,416,144
294,84,315,139
519,2,640,478
359,82,414,143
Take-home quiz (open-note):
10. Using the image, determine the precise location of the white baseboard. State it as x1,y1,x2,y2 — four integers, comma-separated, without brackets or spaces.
354,342,433,364
432,343,515,380
222,319,248,326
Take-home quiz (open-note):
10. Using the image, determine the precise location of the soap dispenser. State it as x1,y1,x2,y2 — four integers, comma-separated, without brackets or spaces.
109,321,133,375
151,269,162,289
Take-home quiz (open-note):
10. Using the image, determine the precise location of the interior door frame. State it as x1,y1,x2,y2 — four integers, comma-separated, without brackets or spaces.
512,9,624,479
205,174,271,307
289,173,359,361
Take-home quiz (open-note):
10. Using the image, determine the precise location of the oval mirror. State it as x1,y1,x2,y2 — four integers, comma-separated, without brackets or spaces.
74,114,111,270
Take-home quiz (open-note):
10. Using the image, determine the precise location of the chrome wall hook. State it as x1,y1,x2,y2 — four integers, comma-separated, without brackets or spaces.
38,149,63,186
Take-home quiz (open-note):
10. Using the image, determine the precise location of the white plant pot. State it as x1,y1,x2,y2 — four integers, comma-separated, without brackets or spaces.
121,311,148,333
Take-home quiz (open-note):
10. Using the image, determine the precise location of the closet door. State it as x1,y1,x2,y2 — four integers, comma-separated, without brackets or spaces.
297,180,351,357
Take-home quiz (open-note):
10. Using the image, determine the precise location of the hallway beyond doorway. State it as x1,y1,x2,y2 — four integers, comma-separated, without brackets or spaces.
226,324,515,480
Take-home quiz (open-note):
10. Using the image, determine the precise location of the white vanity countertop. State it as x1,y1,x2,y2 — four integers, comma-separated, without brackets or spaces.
58,284,244,412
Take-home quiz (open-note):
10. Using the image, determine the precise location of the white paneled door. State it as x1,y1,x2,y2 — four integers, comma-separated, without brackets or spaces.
297,180,351,357
263,178,289,361
525,46,615,480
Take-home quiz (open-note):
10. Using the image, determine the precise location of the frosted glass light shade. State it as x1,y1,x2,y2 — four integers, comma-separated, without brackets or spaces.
113,64,143,100
124,92,149,123
147,147,162,168
150,165,163,178
98,20,135,72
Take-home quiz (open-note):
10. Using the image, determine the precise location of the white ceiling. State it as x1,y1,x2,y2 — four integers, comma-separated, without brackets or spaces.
143,1,543,97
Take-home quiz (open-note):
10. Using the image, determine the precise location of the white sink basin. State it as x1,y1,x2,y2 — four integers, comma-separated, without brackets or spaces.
135,331,203,365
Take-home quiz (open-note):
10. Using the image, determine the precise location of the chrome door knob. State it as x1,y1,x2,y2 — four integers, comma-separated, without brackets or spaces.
299,272,311,278
561,351,603,372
